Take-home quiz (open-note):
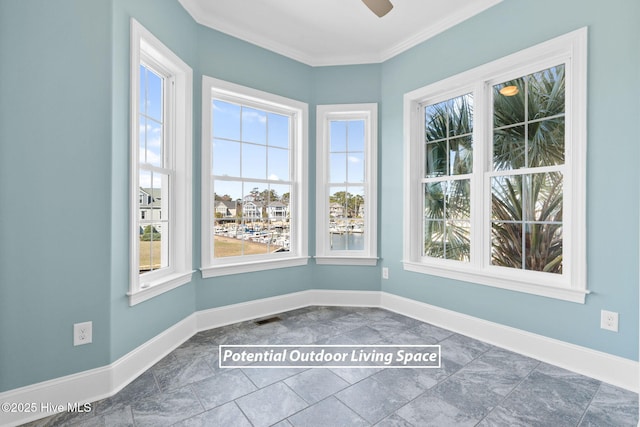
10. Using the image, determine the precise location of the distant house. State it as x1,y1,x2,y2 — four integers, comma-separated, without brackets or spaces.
139,188,162,230
214,200,237,219
357,204,365,218
242,200,263,220
267,201,288,220
329,202,344,218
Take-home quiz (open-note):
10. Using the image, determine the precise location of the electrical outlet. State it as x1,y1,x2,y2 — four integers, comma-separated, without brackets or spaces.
600,310,618,332
382,267,389,279
74,321,93,346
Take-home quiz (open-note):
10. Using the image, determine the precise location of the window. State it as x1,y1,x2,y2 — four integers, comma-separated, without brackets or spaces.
201,76,308,277
403,28,587,303
129,19,193,305
316,104,378,265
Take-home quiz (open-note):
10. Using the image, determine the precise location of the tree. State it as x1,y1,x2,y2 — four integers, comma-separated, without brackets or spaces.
491,65,565,273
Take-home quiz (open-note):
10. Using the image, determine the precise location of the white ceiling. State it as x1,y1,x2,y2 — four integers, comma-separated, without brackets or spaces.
178,0,502,66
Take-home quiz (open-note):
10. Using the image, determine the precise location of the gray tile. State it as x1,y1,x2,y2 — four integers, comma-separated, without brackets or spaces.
380,311,425,328
94,371,159,415
337,325,387,344
130,387,203,427
429,365,505,419
396,391,479,427
578,383,639,427
270,325,329,345
190,369,257,409
485,369,600,426
151,355,214,392
368,317,426,342
235,382,308,427
271,420,294,427
174,402,252,427
241,366,305,388
477,347,539,379
73,405,134,427
330,366,384,384
409,323,455,342
335,377,409,424
284,368,350,404
374,413,414,427
438,333,493,365
441,354,532,399
21,405,98,427
371,367,438,400
288,396,368,427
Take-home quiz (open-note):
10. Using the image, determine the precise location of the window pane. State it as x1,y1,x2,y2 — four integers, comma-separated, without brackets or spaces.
493,77,525,127
269,183,290,253
329,186,364,251
213,139,240,177
449,136,472,175
530,172,563,222
493,125,525,170
242,107,267,145
445,179,470,220
491,222,523,269
242,143,267,179
529,64,565,121
491,175,522,222
347,120,365,151
528,117,564,167
425,100,449,142
139,116,147,164
268,147,289,181
330,153,347,183
424,182,445,220
445,220,470,261
213,100,241,141
145,69,163,121
449,94,473,137
525,224,562,273
425,141,447,178
146,119,162,168
347,152,365,183
139,65,146,114
268,112,290,148
330,121,347,151
424,220,445,257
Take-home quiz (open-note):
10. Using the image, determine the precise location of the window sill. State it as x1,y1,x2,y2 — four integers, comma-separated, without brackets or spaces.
402,261,588,304
128,270,195,306
314,256,378,266
201,256,309,278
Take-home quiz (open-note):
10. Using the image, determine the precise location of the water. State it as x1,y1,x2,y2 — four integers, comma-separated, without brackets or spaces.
330,233,365,251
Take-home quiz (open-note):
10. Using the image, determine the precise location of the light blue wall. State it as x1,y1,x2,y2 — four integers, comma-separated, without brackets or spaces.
379,0,640,360
1,0,637,393
0,0,113,391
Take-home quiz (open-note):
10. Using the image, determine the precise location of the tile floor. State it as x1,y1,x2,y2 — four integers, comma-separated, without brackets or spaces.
25,306,638,426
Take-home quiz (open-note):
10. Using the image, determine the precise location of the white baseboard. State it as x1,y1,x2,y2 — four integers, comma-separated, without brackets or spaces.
380,291,639,393
196,289,381,331
0,314,196,427
1,290,637,427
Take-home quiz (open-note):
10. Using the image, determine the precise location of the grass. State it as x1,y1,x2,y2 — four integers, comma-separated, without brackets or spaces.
139,236,283,272
214,235,282,258
139,240,162,272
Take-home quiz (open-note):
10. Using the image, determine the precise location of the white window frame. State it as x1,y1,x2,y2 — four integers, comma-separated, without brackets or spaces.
403,28,587,303
129,19,193,305
201,76,309,277
315,104,378,265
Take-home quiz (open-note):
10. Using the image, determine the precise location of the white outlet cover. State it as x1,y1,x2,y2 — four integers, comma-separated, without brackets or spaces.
74,321,93,346
600,310,618,332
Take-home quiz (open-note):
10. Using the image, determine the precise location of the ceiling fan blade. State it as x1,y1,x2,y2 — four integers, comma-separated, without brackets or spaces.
362,0,394,17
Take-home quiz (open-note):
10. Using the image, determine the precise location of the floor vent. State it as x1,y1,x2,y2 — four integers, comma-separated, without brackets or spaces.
254,316,282,325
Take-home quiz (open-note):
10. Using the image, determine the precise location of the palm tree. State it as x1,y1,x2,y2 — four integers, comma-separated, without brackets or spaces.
491,64,565,273
424,95,472,261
